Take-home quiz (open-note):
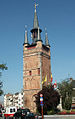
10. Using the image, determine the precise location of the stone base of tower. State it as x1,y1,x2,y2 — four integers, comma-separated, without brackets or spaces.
23,89,40,112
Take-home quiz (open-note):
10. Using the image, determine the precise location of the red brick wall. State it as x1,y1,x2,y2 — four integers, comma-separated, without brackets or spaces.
23,42,51,112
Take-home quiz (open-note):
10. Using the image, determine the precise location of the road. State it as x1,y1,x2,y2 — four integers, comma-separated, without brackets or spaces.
1,115,75,119
43,115,75,119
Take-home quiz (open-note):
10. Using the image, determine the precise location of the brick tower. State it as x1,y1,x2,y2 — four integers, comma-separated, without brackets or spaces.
23,3,51,112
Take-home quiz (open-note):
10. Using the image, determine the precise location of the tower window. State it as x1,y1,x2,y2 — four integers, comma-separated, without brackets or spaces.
38,68,40,75
29,71,32,76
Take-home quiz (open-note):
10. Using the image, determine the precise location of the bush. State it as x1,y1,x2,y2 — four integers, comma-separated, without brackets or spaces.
34,85,60,115
71,109,75,112
47,110,55,115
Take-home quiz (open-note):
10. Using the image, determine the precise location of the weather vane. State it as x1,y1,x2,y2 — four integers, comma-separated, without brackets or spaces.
34,0,38,12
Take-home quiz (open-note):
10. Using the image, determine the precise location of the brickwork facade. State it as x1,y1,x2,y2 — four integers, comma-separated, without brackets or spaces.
23,41,51,111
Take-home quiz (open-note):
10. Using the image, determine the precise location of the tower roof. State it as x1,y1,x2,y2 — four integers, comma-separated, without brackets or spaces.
33,3,39,29
23,26,29,45
31,3,42,33
45,28,50,47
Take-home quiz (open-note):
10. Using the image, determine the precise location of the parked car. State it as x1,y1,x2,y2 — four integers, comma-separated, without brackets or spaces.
26,112,35,119
0,110,2,117
14,108,31,119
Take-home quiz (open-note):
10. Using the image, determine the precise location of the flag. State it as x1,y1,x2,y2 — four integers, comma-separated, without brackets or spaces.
42,75,47,84
54,81,57,88
50,73,53,82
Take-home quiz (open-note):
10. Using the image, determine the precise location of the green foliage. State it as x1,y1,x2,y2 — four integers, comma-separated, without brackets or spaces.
0,64,8,96
0,81,3,96
64,97,72,110
34,85,60,115
66,110,70,113
0,64,8,70
71,109,75,112
47,108,60,115
47,110,55,115
58,79,72,110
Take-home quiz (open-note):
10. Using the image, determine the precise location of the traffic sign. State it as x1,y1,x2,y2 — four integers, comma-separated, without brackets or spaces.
40,94,43,107
40,104,43,106
40,94,43,97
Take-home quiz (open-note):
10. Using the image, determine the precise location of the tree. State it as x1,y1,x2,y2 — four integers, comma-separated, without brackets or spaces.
0,64,7,70
0,64,8,96
0,81,3,96
57,78,72,110
34,85,60,115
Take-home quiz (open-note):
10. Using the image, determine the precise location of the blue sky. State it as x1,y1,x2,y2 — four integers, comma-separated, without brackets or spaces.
0,0,75,101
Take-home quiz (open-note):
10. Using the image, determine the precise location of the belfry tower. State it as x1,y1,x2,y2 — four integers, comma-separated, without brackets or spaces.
23,3,51,112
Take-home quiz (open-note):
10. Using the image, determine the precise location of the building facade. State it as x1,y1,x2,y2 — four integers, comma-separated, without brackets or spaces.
4,92,24,109
4,93,13,108
71,80,75,109
23,3,51,112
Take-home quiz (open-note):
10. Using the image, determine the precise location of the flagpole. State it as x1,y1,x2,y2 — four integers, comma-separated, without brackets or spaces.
46,75,47,86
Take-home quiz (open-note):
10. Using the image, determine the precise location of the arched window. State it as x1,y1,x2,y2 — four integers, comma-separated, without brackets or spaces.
38,68,40,75
29,71,32,76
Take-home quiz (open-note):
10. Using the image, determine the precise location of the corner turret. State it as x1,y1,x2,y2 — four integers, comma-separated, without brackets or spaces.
23,26,29,46
45,28,50,47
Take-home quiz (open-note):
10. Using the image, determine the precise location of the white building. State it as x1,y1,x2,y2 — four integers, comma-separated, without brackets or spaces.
4,93,13,108
4,91,24,109
18,92,23,108
13,92,24,108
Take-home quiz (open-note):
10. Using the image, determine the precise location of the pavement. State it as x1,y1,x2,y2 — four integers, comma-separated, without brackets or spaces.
1,115,75,119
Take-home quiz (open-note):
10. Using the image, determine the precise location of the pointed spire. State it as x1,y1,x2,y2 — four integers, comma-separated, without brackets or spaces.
33,3,39,29
24,25,28,44
45,28,49,46
31,2,42,43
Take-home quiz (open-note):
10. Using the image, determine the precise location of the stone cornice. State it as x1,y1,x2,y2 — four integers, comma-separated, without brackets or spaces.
23,51,50,59
23,89,40,91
